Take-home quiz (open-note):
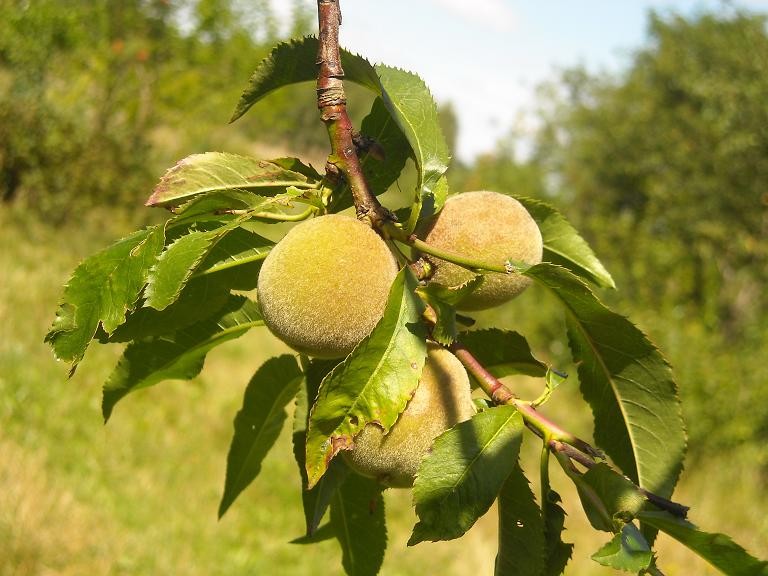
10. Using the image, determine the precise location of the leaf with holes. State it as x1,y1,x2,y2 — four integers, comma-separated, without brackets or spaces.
495,464,546,576
305,268,427,488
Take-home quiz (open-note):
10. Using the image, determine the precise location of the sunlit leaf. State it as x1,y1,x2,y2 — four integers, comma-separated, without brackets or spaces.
374,65,450,232
102,296,263,421
145,219,243,311
230,37,449,232
191,226,273,291
516,196,615,289
591,523,653,572
409,406,524,544
106,275,231,343
524,263,686,502
45,226,164,368
305,268,427,488
495,464,545,576
218,355,302,518
146,152,315,207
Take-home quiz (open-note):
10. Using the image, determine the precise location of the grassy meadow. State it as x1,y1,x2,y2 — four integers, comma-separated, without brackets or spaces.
1,209,766,576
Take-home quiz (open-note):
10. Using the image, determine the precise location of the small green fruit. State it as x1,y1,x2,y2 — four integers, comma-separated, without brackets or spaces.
343,343,475,488
419,190,543,310
257,214,398,359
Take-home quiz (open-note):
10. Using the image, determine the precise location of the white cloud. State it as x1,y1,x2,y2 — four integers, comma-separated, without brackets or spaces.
430,0,518,32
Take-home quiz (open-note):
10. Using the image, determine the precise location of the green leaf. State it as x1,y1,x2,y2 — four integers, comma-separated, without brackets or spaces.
106,275,232,343
359,97,411,195
374,65,450,232
145,220,243,311
230,37,450,232
409,406,524,544
332,97,411,211
524,263,686,500
290,522,335,545
191,226,273,291
45,226,165,368
581,463,646,524
515,196,615,289
218,355,302,518
305,268,427,488
638,511,768,576
230,37,379,123
591,523,653,572
459,329,547,379
495,464,545,576
102,296,263,421
293,359,350,536
146,153,315,207
330,473,387,576
543,490,574,576
416,277,484,346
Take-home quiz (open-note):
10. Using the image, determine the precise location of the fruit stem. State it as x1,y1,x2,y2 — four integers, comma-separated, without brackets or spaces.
315,0,391,228
383,221,512,274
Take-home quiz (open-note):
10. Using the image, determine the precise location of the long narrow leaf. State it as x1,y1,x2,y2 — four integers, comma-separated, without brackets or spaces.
516,196,615,289
638,511,768,576
495,464,545,576
218,355,302,518
102,296,263,421
330,474,387,576
146,153,314,207
525,263,686,501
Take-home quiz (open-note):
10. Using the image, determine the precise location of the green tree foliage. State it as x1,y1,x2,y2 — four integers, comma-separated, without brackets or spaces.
531,10,768,461
536,10,768,332
0,0,320,222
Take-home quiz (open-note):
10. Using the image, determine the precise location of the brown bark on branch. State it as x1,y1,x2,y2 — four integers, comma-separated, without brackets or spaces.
315,0,390,227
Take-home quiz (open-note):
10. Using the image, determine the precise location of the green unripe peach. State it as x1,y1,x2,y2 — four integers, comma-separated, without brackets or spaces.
257,214,398,359
342,344,475,488
419,190,543,310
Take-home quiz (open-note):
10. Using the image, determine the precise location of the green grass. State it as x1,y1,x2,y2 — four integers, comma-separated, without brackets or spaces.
1,211,765,575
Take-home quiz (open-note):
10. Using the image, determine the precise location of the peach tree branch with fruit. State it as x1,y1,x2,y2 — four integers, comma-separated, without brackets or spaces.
45,1,768,574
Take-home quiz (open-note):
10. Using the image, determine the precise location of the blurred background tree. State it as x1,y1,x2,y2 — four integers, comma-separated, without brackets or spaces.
0,0,323,223
460,10,768,466
1,3,766,573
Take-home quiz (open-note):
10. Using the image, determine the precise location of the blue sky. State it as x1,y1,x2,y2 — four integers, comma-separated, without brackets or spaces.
272,1,768,161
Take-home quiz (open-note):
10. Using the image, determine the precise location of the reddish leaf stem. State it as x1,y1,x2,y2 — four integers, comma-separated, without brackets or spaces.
315,0,390,227
449,341,689,519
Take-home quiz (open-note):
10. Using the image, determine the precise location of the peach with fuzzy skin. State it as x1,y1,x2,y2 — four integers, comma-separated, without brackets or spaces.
419,191,543,310
257,214,398,359
342,344,475,488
